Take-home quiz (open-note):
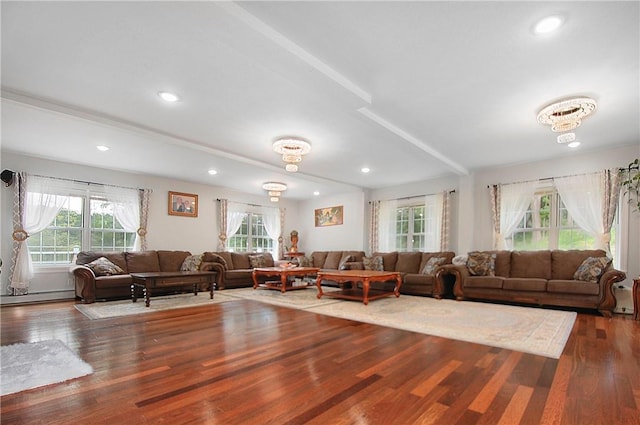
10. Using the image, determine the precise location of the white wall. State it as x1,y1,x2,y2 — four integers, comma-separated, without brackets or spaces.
0,152,302,301
296,190,365,253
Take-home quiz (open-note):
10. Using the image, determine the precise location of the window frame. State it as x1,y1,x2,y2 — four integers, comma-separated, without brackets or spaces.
227,211,276,256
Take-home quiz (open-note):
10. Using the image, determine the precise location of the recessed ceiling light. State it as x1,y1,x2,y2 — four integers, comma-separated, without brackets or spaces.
313,191,320,196
96,145,109,152
361,167,370,173
208,169,218,175
533,15,564,35
568,141,581,148
158,91,180,102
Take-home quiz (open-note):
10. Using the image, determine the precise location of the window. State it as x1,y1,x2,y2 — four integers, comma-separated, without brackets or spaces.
227,213,275,254
27,192,136,265
508,189,617,255
392,197,441,252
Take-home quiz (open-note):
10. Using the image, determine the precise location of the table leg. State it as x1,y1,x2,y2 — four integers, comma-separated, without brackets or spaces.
144,284,151,307
210,280,215,299
362,278,370,305
280,273,287,293
252,270,258,289
394,275,402,297
131,283,137,303
316,276,325,299
193,283,198,296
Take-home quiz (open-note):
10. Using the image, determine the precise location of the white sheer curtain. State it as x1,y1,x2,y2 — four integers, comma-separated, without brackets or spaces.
424,193,443,252
226,202,246,248
10,174,67,293
378,199,398,252
554,170,620,254
491,180,539,250
260,205,281,258
104,186,142,250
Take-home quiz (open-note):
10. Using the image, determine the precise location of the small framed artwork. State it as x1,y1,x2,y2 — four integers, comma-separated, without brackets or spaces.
168,191,198,217
314,205,344,227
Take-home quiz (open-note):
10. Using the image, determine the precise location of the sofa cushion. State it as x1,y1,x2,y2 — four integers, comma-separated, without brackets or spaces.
395,252,422,273
467,252,496,276
363,256,384,271
421,256,447,275
181,254,203,271
464,276,504,289
404,273,435,286
510,251,551,279
125,251,160,273
231,253,251,270
551,249,607,280
493,251,512,277
311,252,328,269
339,255,355,270
249,253,270,268
94,274,133,288
547,280,600,295
296,256,313,267
158,250,191,272
216,252,234,270
418,252,454,274
502,278,547,292
573,256,611,283
77,251,128,273
86,257,125,276
323,252,343,269
373,252,398,271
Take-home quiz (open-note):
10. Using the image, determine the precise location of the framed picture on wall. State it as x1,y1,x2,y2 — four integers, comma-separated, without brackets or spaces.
168,191,198,217
314,205,343,227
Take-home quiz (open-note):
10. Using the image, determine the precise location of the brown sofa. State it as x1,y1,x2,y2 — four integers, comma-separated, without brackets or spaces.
442,249,626,317
201,250,366,289
350,251,456,297
72,250,215,303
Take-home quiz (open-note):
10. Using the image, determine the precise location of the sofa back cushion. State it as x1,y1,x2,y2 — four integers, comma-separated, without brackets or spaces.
372,252,398,271
493,251,512,277
551,249,607,280
248,252,275,268
395,252,422,273
323,252,343,269
341,251,365,263
231,252,251,270
510,251,551,279
77,251,128,273
125,251,161,273
157,250,191,272
311,252,328,268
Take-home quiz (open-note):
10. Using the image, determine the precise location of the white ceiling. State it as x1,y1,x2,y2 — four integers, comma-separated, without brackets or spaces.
1,1,638,199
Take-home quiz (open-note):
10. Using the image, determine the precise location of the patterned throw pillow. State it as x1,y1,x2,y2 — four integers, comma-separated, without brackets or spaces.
180,254,203,271
466,252,496,276
249,254,268,268
363,256,384,271
338,255,355,270
296,256,313,267
86,257,125,276
573,257,611,282
421,257,447,275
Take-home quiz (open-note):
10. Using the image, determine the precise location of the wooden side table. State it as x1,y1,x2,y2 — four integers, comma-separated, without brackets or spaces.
633,278,639,321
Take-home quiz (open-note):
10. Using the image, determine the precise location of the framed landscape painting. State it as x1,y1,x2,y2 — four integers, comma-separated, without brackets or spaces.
314,205,343,227
168,191,198,217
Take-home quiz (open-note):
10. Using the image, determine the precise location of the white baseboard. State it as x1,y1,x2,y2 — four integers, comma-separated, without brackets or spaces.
0,290,75,305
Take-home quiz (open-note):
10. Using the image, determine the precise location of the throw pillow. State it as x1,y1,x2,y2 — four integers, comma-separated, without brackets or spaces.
363,256,384,271
249,254,268,268
573,256,611,283
452,255,468,266
466,252,496,276
180,254,203,271
296,256,313,267
86,256,125,276
338,255,355,270
421,256,447,275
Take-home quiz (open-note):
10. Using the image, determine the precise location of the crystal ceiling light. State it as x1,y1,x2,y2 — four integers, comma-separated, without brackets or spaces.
262,182,287,202
537,97,597,148
273,137,311,173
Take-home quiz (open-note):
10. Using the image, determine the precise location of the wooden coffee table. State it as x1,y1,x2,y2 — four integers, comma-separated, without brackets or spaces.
252,267,320,293
130,271,216,307
316,270,402,305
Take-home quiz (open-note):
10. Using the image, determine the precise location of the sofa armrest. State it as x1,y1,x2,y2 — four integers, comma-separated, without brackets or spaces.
435,264,469,301
597,267,627,317
201,262,227,289
70,265,98,303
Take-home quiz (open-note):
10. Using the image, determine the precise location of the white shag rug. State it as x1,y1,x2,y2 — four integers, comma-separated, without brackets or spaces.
74,292,237,320
1,339,93,396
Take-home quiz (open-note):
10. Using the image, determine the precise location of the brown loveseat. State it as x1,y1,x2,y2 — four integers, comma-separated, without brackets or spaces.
349,251,456,297
442,249,626,317
201,250,366,289
72,250,215,303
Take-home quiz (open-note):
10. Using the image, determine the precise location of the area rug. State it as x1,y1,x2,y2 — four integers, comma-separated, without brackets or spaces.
74,292,237,320
224,287,576,359
1,339,93,396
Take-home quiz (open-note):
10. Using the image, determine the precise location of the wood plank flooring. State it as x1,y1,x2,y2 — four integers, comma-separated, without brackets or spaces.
0,298,638,424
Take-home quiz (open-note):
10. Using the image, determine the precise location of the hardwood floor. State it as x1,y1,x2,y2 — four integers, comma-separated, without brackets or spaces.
1,298,638,425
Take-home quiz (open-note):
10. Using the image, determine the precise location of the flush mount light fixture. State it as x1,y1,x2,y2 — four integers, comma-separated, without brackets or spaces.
158,91,180,102
273,137,311,173
313,191,320,196
568,141,581,148
361,167,370,173
96,145,109,152
208,169,218,175
533,15,564,35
